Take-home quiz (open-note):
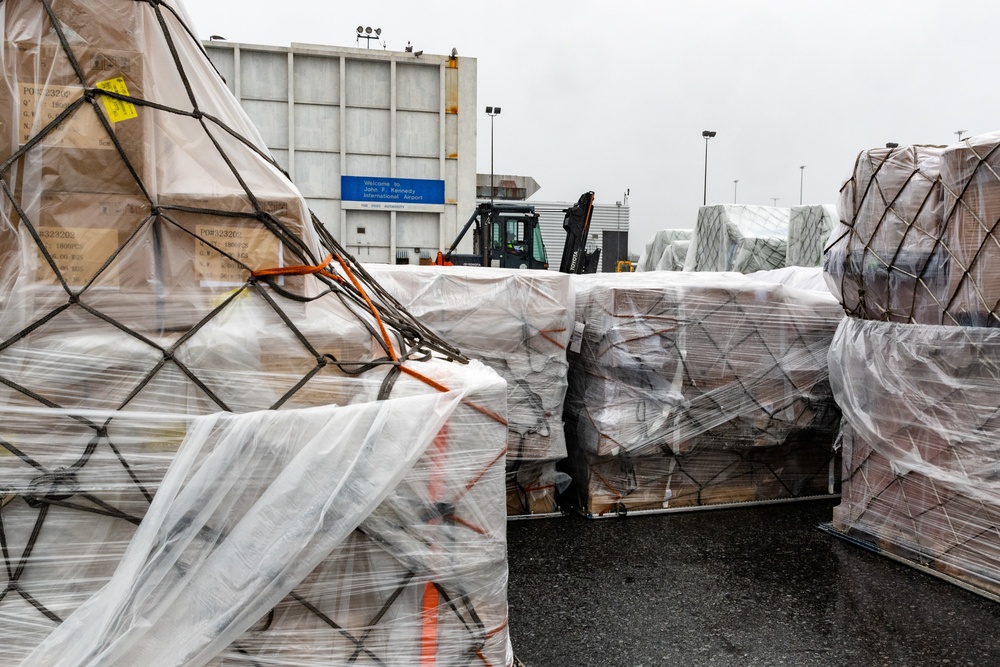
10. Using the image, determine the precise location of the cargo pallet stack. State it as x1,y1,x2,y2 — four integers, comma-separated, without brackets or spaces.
367,265,575,517
825,137,1000,599
636,229,692,272
562,271,843,518
0,1,513,664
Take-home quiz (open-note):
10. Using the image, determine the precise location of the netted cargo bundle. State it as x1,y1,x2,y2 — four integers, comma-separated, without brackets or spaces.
0,1,513,665
562,271,842,516
830,318,1000,597
937,132,1000,327
685,205,789,273
365,265,573,464
786,205,836,267
636,229,693,272
824,144,947,323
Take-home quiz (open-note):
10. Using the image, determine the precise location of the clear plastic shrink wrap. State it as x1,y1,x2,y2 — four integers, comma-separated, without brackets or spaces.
0,1,513,665
824,144,947,323
365,265,573,516
563,270,842,516
786,205,836,268
685,205,789,273
829,318,1000,596
636,229,692,272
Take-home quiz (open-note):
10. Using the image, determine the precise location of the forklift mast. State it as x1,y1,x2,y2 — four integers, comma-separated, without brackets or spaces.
558,191,600,274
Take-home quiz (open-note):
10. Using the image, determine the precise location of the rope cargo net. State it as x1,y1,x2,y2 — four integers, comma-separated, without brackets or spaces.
0,1,512,665
824,137,1000,326
365,265,574,516
562,270,843,516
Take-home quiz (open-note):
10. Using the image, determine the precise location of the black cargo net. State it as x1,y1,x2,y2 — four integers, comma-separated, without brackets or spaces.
825,139,1000,327
0,1,507,664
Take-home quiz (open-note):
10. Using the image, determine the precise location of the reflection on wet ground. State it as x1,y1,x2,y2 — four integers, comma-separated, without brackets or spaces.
507,500,1000,667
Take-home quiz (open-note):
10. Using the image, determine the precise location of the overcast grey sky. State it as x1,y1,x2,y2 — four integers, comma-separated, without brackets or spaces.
184,1,1000,252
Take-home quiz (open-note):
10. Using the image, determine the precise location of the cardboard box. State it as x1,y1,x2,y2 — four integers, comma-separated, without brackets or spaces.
155,193,313,330
10,41,149,196
0,191,157,331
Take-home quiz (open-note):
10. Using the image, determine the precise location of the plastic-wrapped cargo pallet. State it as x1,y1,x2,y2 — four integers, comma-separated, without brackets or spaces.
824,135,1000,598
636,229,693,272
824,144,947,324
685,205,790,273
365,264,574,516
0,2,513,665
562,269,843,517
786,205,836,267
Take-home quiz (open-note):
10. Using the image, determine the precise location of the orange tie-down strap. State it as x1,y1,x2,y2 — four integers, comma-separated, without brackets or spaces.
254,254,508,426
537,328,567,349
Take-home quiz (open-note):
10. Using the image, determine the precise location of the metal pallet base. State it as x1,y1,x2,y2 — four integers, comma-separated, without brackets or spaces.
506,510,565,522
580,493,840,519
818,522,1000,605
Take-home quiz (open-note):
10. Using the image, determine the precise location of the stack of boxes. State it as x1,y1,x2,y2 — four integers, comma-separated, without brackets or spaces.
0,1,513,664
826,135,1000,596
563,271,843,517
367,264,574,516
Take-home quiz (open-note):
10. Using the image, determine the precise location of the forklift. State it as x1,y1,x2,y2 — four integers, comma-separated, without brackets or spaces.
435,191,601,274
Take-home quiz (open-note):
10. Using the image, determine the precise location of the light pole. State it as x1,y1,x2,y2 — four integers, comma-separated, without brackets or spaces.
799,165,806,205
733,179,738,204
955,129,968,142
486,106,501,204
771,197,779,207
702,130,716,206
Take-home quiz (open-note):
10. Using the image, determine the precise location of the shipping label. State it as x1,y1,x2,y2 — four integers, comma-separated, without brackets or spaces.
37,226,121,287
95,77,138,123
195,225,281,285
18,83,111,149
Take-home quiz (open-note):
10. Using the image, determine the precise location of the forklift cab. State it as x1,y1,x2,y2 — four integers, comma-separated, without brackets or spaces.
486,212,548,269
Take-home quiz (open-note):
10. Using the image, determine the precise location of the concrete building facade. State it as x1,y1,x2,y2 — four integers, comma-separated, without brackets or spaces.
204,40,478,264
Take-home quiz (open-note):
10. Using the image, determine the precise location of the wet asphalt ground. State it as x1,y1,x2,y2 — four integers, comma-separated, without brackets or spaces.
506,499,1000,667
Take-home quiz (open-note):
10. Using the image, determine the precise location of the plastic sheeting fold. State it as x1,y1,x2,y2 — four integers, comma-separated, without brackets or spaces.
830,317,1000,595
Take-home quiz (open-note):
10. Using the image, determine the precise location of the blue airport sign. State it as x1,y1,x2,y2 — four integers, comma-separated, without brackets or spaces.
341,176,445,212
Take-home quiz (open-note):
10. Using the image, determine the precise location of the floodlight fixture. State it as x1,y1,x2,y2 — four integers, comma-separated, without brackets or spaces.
702,130,717,205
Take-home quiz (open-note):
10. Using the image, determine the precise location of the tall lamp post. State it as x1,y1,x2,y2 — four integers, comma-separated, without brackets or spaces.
486,106,501,204
702,130,716,205
799,165,806,205
733,179,738,204
955,129,968,142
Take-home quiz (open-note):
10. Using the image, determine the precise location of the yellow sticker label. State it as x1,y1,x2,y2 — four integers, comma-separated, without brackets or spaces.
96,77,138,123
